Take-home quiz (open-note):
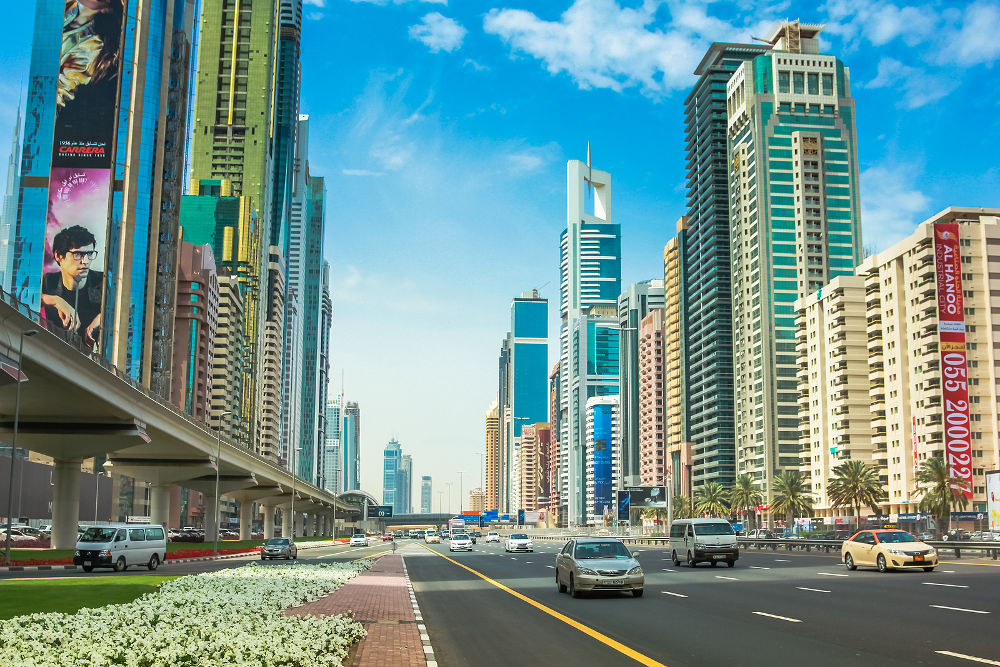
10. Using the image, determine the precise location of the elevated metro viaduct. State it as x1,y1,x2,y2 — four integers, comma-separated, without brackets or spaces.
0,292,367,549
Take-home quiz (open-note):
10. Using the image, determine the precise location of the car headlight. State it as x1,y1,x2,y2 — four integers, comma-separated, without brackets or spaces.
577,567,598,575
926,548,936,556
694,542,706,549
887,549,906,555
74,550,80,556
627,566,643,575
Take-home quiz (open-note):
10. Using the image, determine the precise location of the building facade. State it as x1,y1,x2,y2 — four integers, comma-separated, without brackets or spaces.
211,275,245,442
259,246,286,462
382,439,402,511
559,159,622,526
343,402,361,490
584,397,621,526
399,454,413,515
420,475,433,514
324,397,342,493
484,399,500,511
727,21,863,503
638,308,667,487
681,41,770,493
519,423,551,512
663,234,686,493
618,280,666,487
0,105,22,292
171,242,219,422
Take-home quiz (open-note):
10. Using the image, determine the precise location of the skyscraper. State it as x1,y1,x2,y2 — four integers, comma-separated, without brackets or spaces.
343,402,361,490
297,173,326,484
269,0,303,260
382,439,402,511
499,291,548,512
727,21,863,501
420,476,432,514
618,280,665,487
484,400,500,511
324,398,343,493
559,158,622,526
211,275,245,442
171,243,219,423
584,396,621,525
318,262,332,484
681,41,770,492
260,246,286,462
663,232,686,495
638,308,666,488
0,103,22,292
399,454,413,514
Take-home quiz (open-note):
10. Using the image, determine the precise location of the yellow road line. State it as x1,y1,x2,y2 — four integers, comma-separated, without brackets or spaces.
939,560,1000,567
352,549,392,563
418,544,667,667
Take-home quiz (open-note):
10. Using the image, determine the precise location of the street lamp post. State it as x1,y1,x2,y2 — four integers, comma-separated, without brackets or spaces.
445,482,453,515
213,410,232,556
4,329,37,565
437,491,443,514
94,471,105,526
458,472,465,515
474,452,485,495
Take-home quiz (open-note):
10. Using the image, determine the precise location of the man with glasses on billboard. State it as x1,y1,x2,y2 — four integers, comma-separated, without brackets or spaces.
41,225,103,352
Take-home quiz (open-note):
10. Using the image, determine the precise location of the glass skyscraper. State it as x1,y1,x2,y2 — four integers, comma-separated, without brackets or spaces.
420,476,432,514
343,402,361,491
382,439,402,511
680,41,770,490
726,22,862,500
559,159,622,526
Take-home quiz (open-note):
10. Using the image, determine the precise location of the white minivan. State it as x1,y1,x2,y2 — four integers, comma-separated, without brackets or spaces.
669,518,739,568
74,524,167,572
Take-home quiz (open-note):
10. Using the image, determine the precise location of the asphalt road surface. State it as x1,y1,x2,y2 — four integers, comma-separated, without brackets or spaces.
405,539,1000,667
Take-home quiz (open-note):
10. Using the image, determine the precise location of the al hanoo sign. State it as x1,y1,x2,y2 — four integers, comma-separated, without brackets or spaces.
934,223,973,498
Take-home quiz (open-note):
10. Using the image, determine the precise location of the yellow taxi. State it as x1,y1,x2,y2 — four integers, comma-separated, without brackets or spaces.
841,529,938,573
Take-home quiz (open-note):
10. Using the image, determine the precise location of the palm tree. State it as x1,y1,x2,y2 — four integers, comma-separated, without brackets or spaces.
914,455,970,537
770,470,814,532
729,474,764,532
695,481,730,518
827,460,886,531
672,495,693,520
640,506,668,534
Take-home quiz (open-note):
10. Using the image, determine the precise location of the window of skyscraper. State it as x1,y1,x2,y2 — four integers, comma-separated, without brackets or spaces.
808,73,819,95
793,72,804,94
778,71,789,93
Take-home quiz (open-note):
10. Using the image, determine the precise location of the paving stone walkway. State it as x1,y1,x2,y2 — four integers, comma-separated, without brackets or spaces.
286,553,428,666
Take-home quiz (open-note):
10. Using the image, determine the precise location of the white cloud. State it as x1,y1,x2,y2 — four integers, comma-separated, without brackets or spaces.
860,163,932,252
303,0,325,6
507,143,560,174
864,57,957,109
409,12,467,53
482,0,773,98
944,1,1000,66
351,0,446,6
463,58,490,72
821,0,938,49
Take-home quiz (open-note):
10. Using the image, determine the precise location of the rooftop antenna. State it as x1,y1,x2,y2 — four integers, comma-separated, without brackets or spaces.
586,141,593,198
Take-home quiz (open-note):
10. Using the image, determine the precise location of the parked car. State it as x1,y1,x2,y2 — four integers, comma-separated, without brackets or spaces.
261,537,297,560
555,538,644,598
842,529,937,573
505,533,533,552
449,533,473,552
350,533,369,547
74,524,167,572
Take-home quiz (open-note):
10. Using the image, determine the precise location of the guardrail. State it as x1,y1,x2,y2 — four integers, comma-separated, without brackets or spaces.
523,534,1000,559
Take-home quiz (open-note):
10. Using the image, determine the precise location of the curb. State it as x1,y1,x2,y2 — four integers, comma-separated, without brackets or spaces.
0,540,344,572
401,554,437,666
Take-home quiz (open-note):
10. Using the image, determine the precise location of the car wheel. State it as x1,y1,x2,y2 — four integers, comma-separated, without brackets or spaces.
557,571,567,593
687,551,696,568
569,574,581,598
671,550,680,566
147,554,160,571
726,560,735,568
261,556,266,561
633,588,644,598
113,556,127,573
923,567,935,572
82,564,94,572
877,554,889,573
844,553,856,570
710,560,717,567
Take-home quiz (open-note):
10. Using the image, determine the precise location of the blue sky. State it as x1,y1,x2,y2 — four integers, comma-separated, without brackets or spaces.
3,1,999,507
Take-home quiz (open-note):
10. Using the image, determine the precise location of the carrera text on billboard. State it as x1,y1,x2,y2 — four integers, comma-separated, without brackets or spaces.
40,0,127,353
933,223,973,499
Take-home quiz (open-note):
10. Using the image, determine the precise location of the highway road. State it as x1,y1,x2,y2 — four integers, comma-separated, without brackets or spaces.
404,539,1000,667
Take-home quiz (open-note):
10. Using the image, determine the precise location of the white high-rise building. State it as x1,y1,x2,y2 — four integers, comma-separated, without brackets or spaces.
584,396,621,526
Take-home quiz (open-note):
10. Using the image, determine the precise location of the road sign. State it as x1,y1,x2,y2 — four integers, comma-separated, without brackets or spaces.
367,505,393,519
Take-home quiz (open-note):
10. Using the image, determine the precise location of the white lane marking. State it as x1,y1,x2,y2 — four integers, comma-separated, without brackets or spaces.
661,591,688,598
715,576,739,581
752,611,802,623
662,568,677,572
943,570,956,573
662,559,671,561
525,561,532,563
922,582,969,589
749,566,770,570
775,559,791,562
796,587,831,593
546,565,555,569
930,605,990,614
817,572,849,577
935,650,1000,665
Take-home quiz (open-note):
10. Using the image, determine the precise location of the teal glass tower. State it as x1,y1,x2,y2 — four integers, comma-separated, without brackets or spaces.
726,21,862,500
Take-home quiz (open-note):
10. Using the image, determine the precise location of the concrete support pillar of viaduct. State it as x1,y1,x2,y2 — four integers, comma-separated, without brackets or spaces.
313,514,320,536
239,504,252,540
51,457,83,550
263,506,275,539
149,484,171,530
204,492,218,544
298,512,307,537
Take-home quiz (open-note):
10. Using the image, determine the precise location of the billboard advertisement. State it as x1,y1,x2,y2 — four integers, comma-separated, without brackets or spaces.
592,403,613,517
987,471,999,532
367,505,393,519
933,224,973,498
40,1,127,353
628,486,668,508
617,490,630,520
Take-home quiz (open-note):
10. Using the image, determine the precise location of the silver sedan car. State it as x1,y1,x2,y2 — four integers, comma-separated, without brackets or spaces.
260,537,297,560
556,538,644,598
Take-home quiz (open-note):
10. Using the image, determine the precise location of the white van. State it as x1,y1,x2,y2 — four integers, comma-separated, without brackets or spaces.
74,524,167,572
669,518,739,568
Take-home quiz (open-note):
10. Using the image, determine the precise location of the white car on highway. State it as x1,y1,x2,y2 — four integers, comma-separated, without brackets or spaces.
449,533,473,552
349,533,369,547
505,533,533,552
485,531,500,543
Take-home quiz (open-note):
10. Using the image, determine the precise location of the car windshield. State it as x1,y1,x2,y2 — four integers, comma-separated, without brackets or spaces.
266,538,289,546
693,523,736,536
876,532,918,544
79,527,118,543
511,534,529,540
575,541,631,559
353,534,365,538
454,534,469,540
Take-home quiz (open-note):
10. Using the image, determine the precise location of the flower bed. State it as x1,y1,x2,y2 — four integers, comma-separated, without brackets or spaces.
0,562,370,666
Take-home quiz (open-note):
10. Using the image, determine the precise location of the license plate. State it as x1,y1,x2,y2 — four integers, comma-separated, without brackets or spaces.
603,579,624,585
914,555,924,562
83,561,91,567
712,554,727,560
